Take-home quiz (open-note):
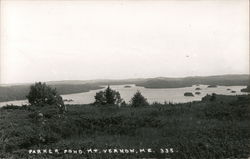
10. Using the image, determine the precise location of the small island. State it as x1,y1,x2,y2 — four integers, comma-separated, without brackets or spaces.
184,92,194,97
195,92,201,95
207,85,217,88
195,87,201,90
124,85,132,88
63,99,74,102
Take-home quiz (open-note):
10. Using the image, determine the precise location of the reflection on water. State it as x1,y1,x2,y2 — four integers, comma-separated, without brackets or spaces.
0,84,248,107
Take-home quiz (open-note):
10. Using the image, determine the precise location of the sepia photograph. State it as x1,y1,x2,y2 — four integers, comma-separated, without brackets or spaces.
0,0,249,158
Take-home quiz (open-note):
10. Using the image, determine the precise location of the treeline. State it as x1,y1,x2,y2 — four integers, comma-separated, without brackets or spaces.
0,84,102,102
23,82,149,108
136,74,250,88
241,86,250,92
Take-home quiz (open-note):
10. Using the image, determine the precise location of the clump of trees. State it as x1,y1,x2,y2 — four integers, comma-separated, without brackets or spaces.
130,91,149,107
26,82,66,113
94,86,123,105
94,86,149,107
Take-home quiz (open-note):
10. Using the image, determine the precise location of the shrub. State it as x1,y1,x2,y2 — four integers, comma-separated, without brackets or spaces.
94,86,123,105
210,93,216,101
120,101,127,107
130,91,149,107
26,82,66,113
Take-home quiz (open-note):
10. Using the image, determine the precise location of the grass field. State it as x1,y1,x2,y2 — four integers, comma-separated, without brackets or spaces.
0,94,249,158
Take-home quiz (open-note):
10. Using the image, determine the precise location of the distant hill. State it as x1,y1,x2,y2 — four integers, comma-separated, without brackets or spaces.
0,83,102,102
135,74,250,88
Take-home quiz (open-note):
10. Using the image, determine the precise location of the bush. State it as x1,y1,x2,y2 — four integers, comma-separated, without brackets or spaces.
130,91,149,107
210,93,216,101
94,86,123,105
26,82,66,113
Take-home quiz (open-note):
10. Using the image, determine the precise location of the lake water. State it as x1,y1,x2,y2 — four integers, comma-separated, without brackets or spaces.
0,84,248,107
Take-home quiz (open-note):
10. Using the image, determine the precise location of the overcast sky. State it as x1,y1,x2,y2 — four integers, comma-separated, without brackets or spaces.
0,0,249,84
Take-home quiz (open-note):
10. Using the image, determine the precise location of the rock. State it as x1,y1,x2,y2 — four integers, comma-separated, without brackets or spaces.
195,87,201,90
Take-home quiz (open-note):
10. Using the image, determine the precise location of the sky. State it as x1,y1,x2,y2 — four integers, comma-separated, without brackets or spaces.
0,0,249,84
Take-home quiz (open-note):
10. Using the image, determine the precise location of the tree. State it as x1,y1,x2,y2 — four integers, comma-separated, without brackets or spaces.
130,91,149,107
120,101,127,107
210,93,216,101
105,86,115,104
94,86,123,105
94,91,106,105
26,82,66,113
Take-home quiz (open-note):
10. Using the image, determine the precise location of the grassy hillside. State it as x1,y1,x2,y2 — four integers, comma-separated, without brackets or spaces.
0,94,249,158
0,84,102,102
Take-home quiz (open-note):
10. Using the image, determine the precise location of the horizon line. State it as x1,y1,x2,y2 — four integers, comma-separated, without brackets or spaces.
1,73,249,86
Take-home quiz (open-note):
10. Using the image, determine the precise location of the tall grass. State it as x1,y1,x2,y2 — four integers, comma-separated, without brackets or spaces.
0,94,249,158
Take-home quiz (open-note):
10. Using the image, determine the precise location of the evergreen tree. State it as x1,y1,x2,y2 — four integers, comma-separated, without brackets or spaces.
130,91,149,107
105,85,115,104
94,85,123,105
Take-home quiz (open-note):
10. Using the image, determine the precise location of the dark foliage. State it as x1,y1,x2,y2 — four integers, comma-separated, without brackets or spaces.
26,82,65,113
241,86,250,92
210,93,216,101
130,91,149,107
94,86,123,105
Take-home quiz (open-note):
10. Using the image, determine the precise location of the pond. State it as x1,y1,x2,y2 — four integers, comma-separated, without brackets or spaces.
0,84,248,107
